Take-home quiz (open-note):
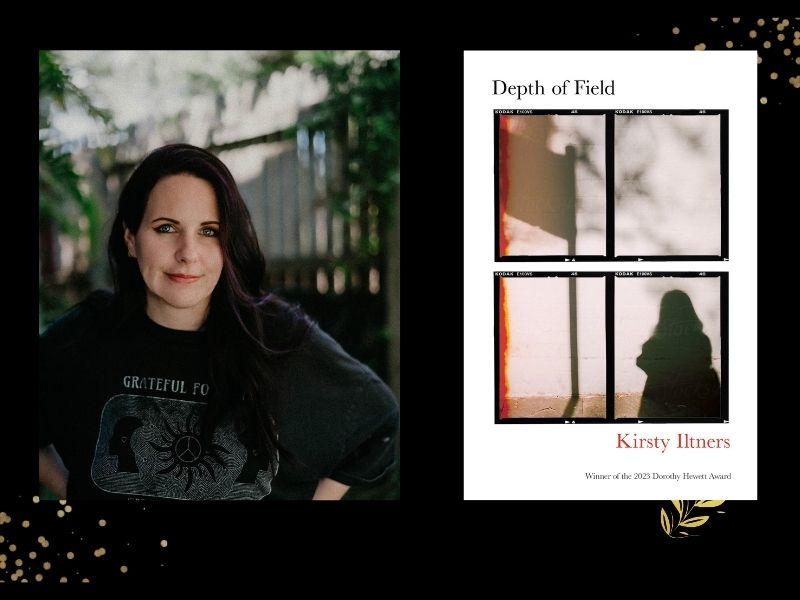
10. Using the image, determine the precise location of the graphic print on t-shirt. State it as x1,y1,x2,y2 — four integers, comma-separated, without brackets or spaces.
91,394,276,500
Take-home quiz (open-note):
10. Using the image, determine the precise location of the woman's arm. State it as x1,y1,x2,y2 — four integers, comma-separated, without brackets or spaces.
312,477,350,500
39,444,69,499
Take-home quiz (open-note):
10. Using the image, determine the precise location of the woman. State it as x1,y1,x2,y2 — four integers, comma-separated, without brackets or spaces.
39,144,399,500
636,290,720,419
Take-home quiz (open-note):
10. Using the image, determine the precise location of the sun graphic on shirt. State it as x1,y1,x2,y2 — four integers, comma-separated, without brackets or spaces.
148,412,230,491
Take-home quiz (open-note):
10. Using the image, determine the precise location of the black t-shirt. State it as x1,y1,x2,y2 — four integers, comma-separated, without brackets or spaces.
39,293,399,500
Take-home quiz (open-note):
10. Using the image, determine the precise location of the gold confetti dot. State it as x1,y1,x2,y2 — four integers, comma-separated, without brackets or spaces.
22,520,30,528
794,38,800,46
11,574,18,582
733,17,740,23
760,97,768,104
0,554,5,561
785,48,792,55
795,31,799,38
770,72,778,79
0,561,6,570
710,17,718,22
57,510,64,518
32,496,40,504
782,19,789,27
764,41,772,48
694,43,706,50
41,540,49,548
66,551,75,559
120,565,129,573
160,539,168,548
9,544,16,552
94,548,106,557
726,41,734,48
750,30,757,38
64,505,72,513
35,574,43,582
58,499,67,506
757,55,762,63
778,33,785,41
0,535,4,542
60,577,67,583
757,18,765,26
99,519,107,527
15,558,23,566
15,569,23,577
29,551,37,559
672,27,680,34
777,23,785,32
82,578,90,583
44,562,51,570
796,57,800,64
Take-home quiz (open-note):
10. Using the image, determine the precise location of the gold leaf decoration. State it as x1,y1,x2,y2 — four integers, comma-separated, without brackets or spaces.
679,516,710,528
661,500,725,539
660,508,671,535
696,499,725,508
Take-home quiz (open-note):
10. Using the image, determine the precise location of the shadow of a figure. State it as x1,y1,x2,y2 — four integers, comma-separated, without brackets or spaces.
637,290,720,418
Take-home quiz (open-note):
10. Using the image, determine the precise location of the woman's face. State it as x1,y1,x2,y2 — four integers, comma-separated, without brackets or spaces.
124,174,223,330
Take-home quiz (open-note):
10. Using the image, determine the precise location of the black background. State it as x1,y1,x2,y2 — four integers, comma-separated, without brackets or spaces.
6,21,791,585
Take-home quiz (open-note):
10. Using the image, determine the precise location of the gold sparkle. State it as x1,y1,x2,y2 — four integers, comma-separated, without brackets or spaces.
32,496,40,504
22,520,30,528
778,33,785,41
99,519,107,527
29,551,37,559
733,17,740,23
672,27,680,34
9,544,16,552
757,18,765,26
695,43,706,51
64,505,72,513
60,577,67,583
66,551,75,559
35,574,43,582
750,30,758,38
15,558,23,566
58,499,67,506
94,547,106,557
764,41,772,48
760,97,768,104
56,510,64,518
160,539,168,548
43,562,51,570
785,48,792,55
120,565,129,573
726,41,734,48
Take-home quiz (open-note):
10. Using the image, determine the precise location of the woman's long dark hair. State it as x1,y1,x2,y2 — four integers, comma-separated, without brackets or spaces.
108,143,312,474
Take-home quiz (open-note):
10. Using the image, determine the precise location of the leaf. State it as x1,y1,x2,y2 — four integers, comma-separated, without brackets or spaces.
680,531,689,536
696,500,725,508
679,516,709,528
660,508,671,535
671,499,683,515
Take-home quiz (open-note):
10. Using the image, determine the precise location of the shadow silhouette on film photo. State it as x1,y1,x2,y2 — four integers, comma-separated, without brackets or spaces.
636,290,720,418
